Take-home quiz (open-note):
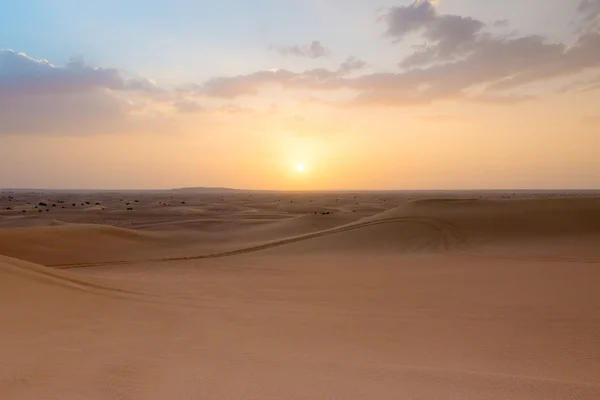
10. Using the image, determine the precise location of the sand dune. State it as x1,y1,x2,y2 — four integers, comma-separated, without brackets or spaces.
1,190,600,399
0,223,168,265
3,195,598,265
404,196,600,236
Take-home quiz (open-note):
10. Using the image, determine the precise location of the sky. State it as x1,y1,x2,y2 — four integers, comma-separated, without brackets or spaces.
1,0,599,190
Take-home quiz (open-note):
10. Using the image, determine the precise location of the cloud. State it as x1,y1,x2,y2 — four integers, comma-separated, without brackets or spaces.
0,91,130,135
336,2,600,106
377,0,600,102
339,57,368,75
489,35,600,91
173,99,204,113
467,93,536,104
200,70,293,98
0,49,163,96
578,0,600,32
418,114,466,123
8,0,600,124
185,58,364,98
384,0,484,67
383,0,438,39
271,41,329,59
216,104,258,114
0,50,169,135
189,19,600,107
492,19,510,28
199,69,341,98
367,28,600,105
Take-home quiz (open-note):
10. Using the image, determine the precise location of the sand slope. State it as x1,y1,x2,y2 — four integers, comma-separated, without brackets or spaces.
0,223,168,265
1,191,600,399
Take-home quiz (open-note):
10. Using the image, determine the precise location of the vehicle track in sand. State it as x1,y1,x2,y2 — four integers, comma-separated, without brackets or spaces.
49,216,468,269
0,256,165,303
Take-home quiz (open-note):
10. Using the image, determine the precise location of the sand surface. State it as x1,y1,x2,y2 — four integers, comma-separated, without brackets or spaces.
1,190,600,399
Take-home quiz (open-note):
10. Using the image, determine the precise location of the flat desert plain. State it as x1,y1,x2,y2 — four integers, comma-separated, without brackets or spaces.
1,189,600,399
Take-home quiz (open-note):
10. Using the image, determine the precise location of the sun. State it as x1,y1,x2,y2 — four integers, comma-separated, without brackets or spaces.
296,164,305,172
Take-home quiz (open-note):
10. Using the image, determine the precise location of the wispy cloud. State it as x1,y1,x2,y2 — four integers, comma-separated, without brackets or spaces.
578,0,600,32
418,114,466,123
271,40,329,59
4,0,600,135
173,99,204,113
492,19,510,28
338,57,368,75
184,1,600,107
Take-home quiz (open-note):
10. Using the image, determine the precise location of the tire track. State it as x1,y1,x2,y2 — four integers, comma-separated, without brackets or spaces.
0,257,165,303
50,216,466,269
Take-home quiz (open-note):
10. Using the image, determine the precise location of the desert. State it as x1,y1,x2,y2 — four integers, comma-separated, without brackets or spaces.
1,189,599,399
3,1,600,397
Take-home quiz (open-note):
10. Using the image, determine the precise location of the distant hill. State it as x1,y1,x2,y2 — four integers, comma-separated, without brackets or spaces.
170,187,243,193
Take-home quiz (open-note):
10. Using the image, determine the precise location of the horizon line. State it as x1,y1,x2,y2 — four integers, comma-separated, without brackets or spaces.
2,187,600,193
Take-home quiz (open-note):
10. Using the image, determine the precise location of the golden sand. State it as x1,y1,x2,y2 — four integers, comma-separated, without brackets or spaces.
1,190,599,399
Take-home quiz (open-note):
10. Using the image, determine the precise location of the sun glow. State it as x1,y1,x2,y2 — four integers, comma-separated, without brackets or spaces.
296,164,305,172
